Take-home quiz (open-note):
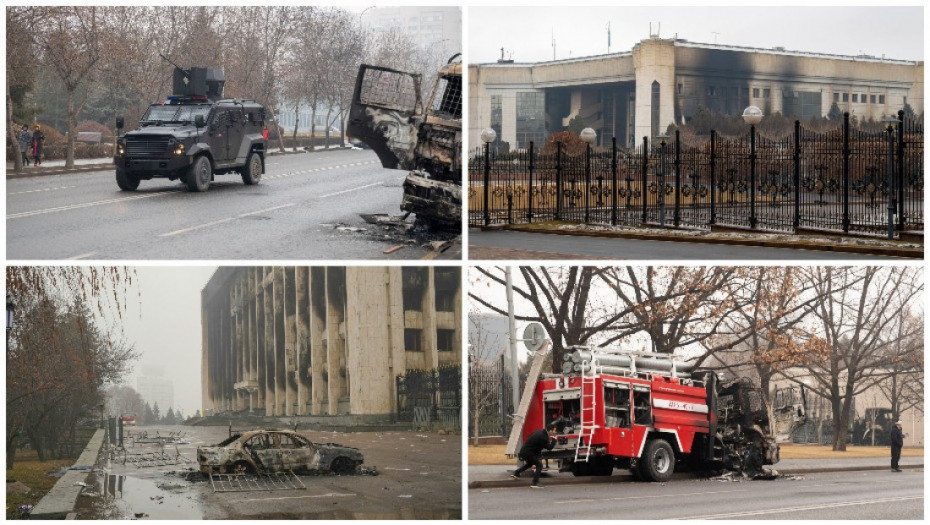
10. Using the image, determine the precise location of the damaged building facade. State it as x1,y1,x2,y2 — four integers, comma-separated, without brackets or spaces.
469,36,923,149
201,267,461,419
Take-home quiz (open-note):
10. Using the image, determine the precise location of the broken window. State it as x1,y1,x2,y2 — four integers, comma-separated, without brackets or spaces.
870,94,876,104
430,74,462,120
633,387,652,425
754,87,761,98
434,267,460,311
852,94,858,103
437,329,454,352
833,92,839,102
359,67,419,112
402,267,427,311
879,95,885,104
762,88,770,99
604,383,631,428
405,328,423,352
843,93,849,102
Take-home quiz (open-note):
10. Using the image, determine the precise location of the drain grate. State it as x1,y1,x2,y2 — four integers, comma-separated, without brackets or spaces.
209,471,307,493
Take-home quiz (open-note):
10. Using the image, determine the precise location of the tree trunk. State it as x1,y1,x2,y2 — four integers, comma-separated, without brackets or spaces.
472,401,481,447
309,107,316,154
66,88,77,169
7,84,23,173
291,103,300,152
324,107,333,149
267,105,286,153
6,435,17,470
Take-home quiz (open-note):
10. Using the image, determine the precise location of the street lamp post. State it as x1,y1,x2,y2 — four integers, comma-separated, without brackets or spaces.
580,128,597,223
656,133,669,227
481,128,497,226
881,116,898,240
742,106,763,229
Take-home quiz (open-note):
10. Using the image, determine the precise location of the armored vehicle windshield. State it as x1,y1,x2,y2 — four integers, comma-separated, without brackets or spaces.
141,103,211,125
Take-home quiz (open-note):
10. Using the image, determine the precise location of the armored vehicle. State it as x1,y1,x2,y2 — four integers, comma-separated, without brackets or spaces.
347,54,462,229
115,66,266,192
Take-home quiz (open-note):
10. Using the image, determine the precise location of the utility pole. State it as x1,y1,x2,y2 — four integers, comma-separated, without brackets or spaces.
551,29,556,60
505,267,520,415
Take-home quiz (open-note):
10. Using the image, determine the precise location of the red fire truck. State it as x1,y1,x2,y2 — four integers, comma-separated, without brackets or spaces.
520,347,779,482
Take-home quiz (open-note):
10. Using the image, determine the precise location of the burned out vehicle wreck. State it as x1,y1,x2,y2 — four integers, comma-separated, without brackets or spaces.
197,430,363,476
347,55,462,230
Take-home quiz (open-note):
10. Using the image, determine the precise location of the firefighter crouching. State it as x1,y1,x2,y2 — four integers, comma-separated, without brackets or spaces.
510,422,557,488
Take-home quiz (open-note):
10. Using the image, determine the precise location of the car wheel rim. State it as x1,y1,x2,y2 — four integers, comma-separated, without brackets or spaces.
655,448,670,473
251,157,261,181
199,161,209,184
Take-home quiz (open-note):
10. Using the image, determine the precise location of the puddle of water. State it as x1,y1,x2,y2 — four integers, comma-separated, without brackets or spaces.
233,509,460,520
79,471,206,519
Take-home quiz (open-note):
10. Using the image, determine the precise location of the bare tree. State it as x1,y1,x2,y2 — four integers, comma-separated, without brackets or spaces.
468,313,506,445
875,309,924,421
599,266,749,355
786,266,923,451
6,8,39,172
32,7,102,168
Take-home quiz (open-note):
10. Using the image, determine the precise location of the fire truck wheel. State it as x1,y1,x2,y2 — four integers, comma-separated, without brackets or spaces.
639,439,675,482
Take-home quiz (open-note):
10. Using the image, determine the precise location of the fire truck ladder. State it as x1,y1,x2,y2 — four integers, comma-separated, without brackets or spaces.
574,358,598,463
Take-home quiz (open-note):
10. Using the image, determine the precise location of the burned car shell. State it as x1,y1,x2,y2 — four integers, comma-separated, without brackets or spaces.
197,430,363,476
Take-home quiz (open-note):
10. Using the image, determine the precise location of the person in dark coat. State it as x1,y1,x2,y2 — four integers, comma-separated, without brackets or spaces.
890,419,905,472
32,124,45,166
510,422,556,488
17,124,31,166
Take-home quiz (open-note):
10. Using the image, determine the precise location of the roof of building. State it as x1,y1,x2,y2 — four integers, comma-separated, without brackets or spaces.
474,37,920,68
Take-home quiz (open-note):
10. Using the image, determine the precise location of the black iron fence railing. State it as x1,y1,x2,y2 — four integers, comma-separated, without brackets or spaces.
396,365,461,429
468,112,923,237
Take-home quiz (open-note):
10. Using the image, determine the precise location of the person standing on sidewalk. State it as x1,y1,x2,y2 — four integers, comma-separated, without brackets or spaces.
510,423,556,488
32,123,45,166
17,124,31,166
890,420,905,472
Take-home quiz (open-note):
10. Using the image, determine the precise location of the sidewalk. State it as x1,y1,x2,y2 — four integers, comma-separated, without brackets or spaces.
469,455,923,487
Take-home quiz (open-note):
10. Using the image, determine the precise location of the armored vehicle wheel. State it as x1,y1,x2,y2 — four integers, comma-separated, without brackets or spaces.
116,168,139,191
186,155,212,192
638,439,674,482
241,152,262,185
329,456,356,475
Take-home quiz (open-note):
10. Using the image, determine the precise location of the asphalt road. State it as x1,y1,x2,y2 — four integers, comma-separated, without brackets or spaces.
469,469,923,520
469,230,894,260
7,150,461,260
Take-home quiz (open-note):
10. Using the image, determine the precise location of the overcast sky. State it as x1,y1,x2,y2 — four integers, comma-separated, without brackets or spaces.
470,6,923,63
114,267,216,416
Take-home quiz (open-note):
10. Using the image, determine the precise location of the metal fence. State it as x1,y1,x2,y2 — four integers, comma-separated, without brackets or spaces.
468,356,514,439
396,365,461,429
469,112,923,237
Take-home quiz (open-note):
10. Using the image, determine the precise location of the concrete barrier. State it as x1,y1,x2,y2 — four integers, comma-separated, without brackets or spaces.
30,429,105,519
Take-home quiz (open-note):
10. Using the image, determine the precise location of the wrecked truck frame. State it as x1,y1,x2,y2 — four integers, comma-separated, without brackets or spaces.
347,55,462,230
196,429,363,476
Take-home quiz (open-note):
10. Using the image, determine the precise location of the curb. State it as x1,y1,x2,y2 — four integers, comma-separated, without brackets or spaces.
30,429,106,519
468,463,923,489
5,147,358,179
481,225,923,259
7,163,113,179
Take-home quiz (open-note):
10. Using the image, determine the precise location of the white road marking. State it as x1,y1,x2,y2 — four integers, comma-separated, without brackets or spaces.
319,182,384,199
159,203,295,237
555,488,746,505
66,252,97,260
7,190,181,219
680,495,923,520
8,185,77,195
236,492,356,503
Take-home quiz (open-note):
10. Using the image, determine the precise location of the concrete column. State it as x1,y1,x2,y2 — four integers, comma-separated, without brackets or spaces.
325,267,347,415
309,268,327,415
233,279,243,411
345,267,393,416
273,267,286,416
452,268,463,364
262,267,275,415
387,267,406,414
296,268,310,416
200,289,211,414
283,268,297,416
633,38,676,142
770,83,783,115
424,269,439,369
